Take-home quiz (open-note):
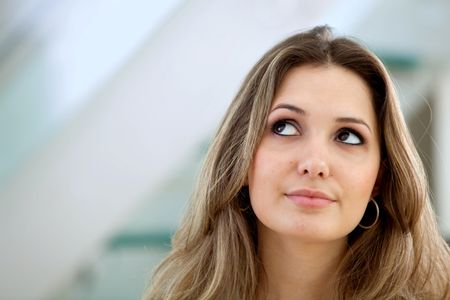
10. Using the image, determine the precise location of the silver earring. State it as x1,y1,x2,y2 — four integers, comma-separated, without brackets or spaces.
358,198,379,229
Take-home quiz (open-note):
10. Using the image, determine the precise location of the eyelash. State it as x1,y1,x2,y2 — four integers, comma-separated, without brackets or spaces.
270,120,365,145
336,128,365,145
271,120,300,136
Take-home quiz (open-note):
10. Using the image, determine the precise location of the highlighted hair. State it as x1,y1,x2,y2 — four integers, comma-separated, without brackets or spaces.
144,26,450,300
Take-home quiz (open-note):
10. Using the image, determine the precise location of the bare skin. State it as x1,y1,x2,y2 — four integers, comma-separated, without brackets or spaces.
256,222,346,300
249,64,380,299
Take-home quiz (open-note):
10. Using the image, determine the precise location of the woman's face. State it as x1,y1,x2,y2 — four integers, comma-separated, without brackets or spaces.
248,64,381,243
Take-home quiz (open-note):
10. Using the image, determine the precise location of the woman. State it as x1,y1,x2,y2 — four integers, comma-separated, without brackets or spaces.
143,26,450,299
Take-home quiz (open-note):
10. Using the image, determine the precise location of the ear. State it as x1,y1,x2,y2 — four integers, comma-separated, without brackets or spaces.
371,160,386,198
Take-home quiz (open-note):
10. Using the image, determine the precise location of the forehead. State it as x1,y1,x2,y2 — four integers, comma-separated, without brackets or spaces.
272,64,376,124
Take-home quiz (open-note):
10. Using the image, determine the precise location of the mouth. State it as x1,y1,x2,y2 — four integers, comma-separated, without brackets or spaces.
285,188,336,208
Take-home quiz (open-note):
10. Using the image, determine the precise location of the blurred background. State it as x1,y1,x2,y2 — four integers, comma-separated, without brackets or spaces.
1,0,450,299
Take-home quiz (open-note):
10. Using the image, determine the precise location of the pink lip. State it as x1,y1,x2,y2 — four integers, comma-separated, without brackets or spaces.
286,189,335,208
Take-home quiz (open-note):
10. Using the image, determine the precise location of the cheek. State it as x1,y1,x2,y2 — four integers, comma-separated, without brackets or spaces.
334,145,380,190
335,165,380,233
249,148,281,185
247,148,283,209
356,169,377,189
331,158,378,226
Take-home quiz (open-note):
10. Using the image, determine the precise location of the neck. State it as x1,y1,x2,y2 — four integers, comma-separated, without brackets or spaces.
257,224,346,300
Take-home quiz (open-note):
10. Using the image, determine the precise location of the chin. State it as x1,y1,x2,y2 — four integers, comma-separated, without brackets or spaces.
281,220,353,243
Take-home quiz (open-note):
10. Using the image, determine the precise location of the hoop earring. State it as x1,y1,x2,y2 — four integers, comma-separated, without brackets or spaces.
358,198,379,229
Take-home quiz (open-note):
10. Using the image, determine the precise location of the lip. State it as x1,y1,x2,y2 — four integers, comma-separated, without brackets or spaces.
285,188,336,208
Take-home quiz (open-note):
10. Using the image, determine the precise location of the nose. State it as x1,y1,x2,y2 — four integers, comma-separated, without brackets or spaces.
296,144,330,179
298,159,330,178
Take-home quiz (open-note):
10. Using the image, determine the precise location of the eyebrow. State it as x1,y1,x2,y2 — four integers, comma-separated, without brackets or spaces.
335,117,372,133
271,103,305,115
271,103,372,133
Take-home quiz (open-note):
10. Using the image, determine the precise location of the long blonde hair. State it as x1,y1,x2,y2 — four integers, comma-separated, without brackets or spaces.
143,26,450,300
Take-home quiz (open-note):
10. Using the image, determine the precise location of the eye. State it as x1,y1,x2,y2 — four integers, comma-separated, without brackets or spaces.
336,128,363,145
272,120,299,136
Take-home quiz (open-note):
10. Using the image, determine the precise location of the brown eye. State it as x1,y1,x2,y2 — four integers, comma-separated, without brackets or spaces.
272,121,299,136
336,129,363,145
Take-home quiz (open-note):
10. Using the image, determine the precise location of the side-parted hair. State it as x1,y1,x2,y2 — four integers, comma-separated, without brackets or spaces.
143,25,450,300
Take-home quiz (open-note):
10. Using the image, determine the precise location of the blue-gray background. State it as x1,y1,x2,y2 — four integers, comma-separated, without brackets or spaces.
1,0,450,299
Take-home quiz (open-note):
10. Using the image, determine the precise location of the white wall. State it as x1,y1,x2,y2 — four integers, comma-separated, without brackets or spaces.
0,0,356,299
434,66,450,237
4,0,448,299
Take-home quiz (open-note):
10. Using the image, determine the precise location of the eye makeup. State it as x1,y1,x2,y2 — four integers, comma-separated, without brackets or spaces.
266,104,371,146
335,127,365,145
271,119,301,136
